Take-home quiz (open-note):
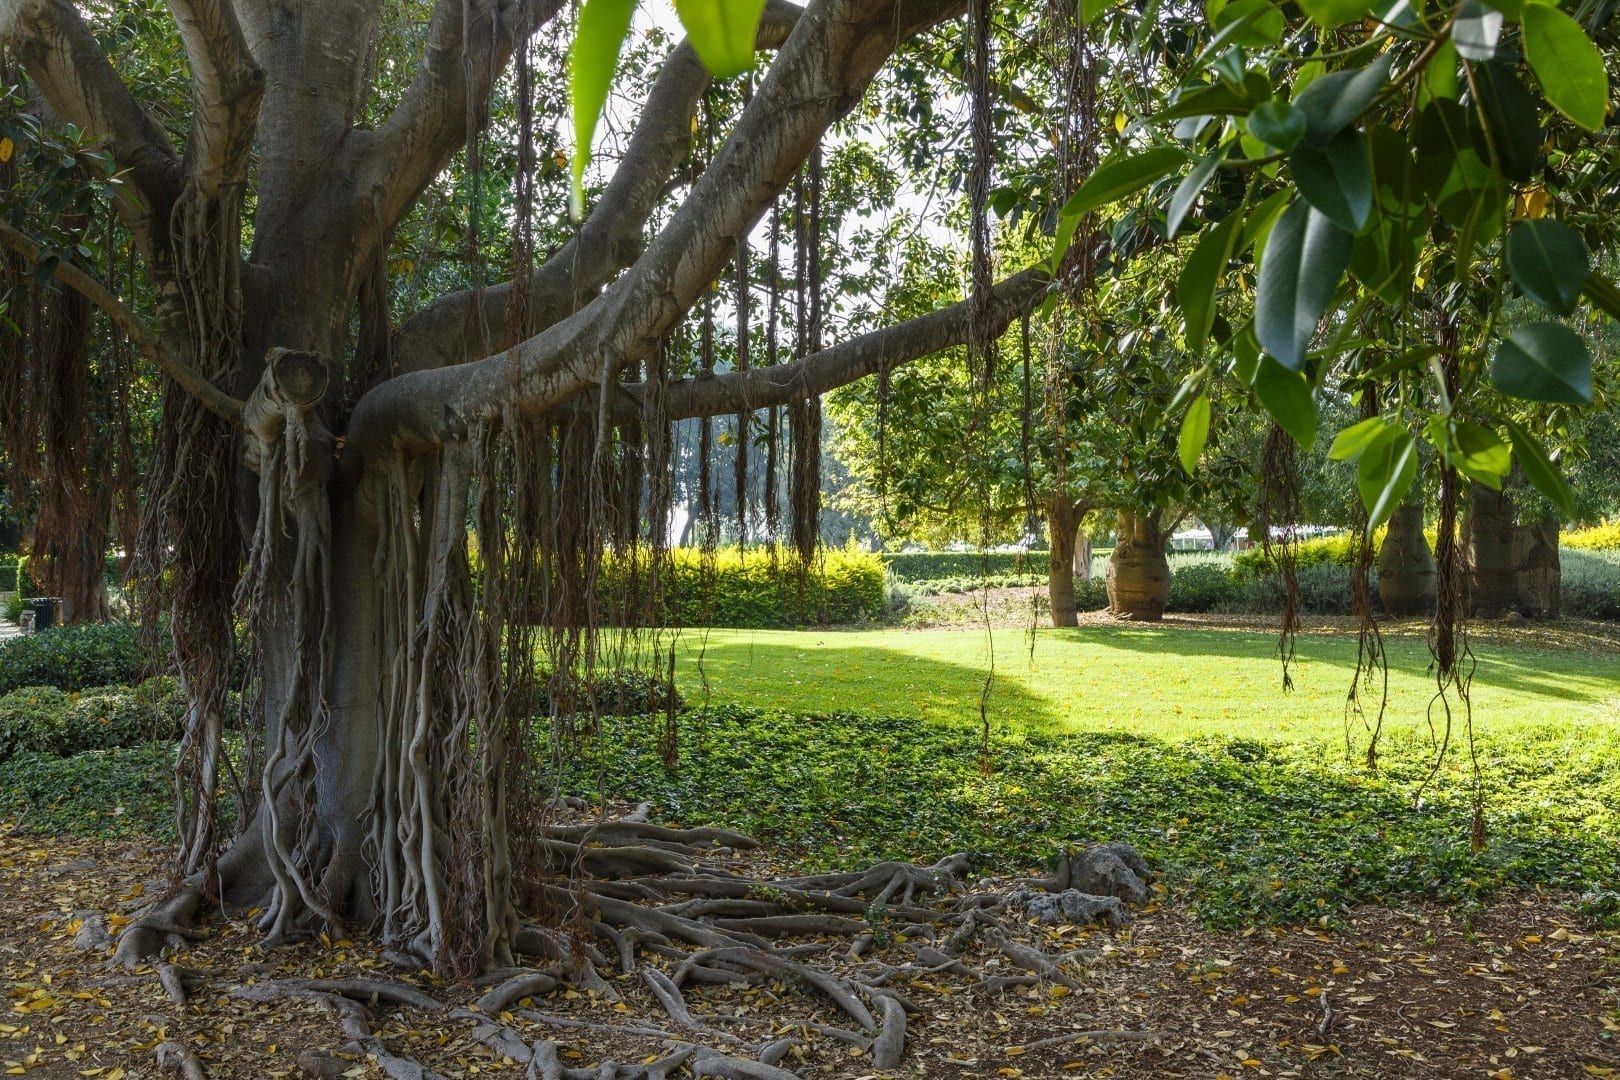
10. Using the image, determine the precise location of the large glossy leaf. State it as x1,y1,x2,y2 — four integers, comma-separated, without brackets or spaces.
1301,0,1371,27
675,0,768,78
1290,128,1373,232
1471,61,1542,183
1522,4,1607,131
1451,419,1513,488
1328,415,1389,460
1178,212,1243,352
1159,82,1255,120
569,0,638,220
1502,418,1576,517
1179,394,1212,474
1357,426,1418,529
1246,100,1306,151
1062,148,1188,218
1255,201,1352,370
1452,0,1503,60
1490,322,1594,403
1211,0,1285,46
1506,219,1588,315
1293,54,1394,146
1254,355,1318,448
1167,141,1230,239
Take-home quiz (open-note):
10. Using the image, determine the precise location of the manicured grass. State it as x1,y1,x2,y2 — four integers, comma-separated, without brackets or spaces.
672,623,1617,741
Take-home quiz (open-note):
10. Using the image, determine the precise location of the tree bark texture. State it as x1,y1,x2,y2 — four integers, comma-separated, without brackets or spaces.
1375,502,1435,617
1106,509,1168,621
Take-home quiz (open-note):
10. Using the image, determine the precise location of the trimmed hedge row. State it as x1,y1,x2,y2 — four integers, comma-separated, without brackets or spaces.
604,548,886,628
883,551,1052,581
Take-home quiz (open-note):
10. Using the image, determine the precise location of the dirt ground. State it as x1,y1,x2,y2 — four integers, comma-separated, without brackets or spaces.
3,829,1616,1080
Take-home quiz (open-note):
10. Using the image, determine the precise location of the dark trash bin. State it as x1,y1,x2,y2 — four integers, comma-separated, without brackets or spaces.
24,597,61,631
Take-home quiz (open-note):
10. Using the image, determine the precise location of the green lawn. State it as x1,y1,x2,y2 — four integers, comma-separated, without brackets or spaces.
672,623,1617,741
546,620,1620,926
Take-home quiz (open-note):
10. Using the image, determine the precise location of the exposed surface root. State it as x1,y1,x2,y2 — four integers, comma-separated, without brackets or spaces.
100,811,1153,1076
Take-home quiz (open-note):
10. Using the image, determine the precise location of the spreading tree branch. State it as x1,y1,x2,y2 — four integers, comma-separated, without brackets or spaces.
584,269,1051,422
392,1,805,374
349,0,968,457
359,0,567,238
0,221,243,421
7,0,184,244
165,0,264,197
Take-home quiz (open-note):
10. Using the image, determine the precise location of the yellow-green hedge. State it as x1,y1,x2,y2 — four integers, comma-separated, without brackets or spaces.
1564,522,1620,551
602,547,885,628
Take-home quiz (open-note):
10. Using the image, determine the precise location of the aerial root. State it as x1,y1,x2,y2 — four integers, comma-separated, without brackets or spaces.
154,1040,207,1080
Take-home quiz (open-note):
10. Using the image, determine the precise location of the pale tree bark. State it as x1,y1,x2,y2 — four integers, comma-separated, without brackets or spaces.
1045,497,1088,627
1107,509,1169,621
1375,501,1435,616
1465,480,1560,619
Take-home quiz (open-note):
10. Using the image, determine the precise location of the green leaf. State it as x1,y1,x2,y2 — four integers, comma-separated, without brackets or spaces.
1301,0,1371,27
1246,100,1307,151
1581,269,1620,320
1522,4,1607,130
1502,418,1576,517
1211,0,1285,46
1506,219,1589,315
1357,426,1418,529
1255,201,1352,370
1490,322,1593,403
1293,54,1394,146
1453,0,1503,60
1081,0,1118,22
1254,355,1318,448
1417,38,1459,108
1451,419,1513,487
1061,147,1188,219
1178,212,1243,352
675,0,768,78
1328,415,1389,460
1472,61,1542,183
1290,128,1373,233
1179,394,1212,474
1167,141,1230,239
1159,82,1255,120
569,0,639,221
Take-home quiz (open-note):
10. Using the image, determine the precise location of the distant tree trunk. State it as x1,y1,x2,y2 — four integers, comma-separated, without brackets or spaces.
1207,522,1240,551
1073,520,1091,580
1107,508,1168,621
1465,481,1561,619
1375,501,1435,616
1516,511,1561,619
1046,496,1079,627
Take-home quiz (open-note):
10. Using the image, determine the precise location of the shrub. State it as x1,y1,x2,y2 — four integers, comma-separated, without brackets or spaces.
530,669,683,719
0,623,152,693
607,548,886,628
882,550,1051,582
1168,563,1241,613
0,679,184,761
0,687,72,761
1562,550,1620,620
1216,564,1356,616
1564,522,1620,552
1231,533,1361,577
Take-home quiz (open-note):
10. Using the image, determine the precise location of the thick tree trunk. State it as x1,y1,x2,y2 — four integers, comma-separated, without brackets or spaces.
1375,502,1435,616
1465,482,1559,618
1467,481,1518,617
1106,509,1168,621
1046,497,1079,627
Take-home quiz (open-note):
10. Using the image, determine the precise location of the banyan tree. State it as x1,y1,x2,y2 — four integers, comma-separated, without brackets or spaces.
3,0,1066,1003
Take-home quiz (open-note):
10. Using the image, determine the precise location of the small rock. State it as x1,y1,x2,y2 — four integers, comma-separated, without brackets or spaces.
71,912,112,952
49,859,97,877
1069,845,1152,905
297,1051,348,1078
1017,888,1128,928
1499,610,1529,627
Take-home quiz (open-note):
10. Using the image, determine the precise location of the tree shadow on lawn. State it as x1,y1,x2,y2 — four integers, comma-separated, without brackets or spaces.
1045,623,1615,706
574,703,1617,929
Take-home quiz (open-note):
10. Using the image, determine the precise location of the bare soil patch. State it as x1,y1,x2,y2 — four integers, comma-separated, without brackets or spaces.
3,827,1616,1079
